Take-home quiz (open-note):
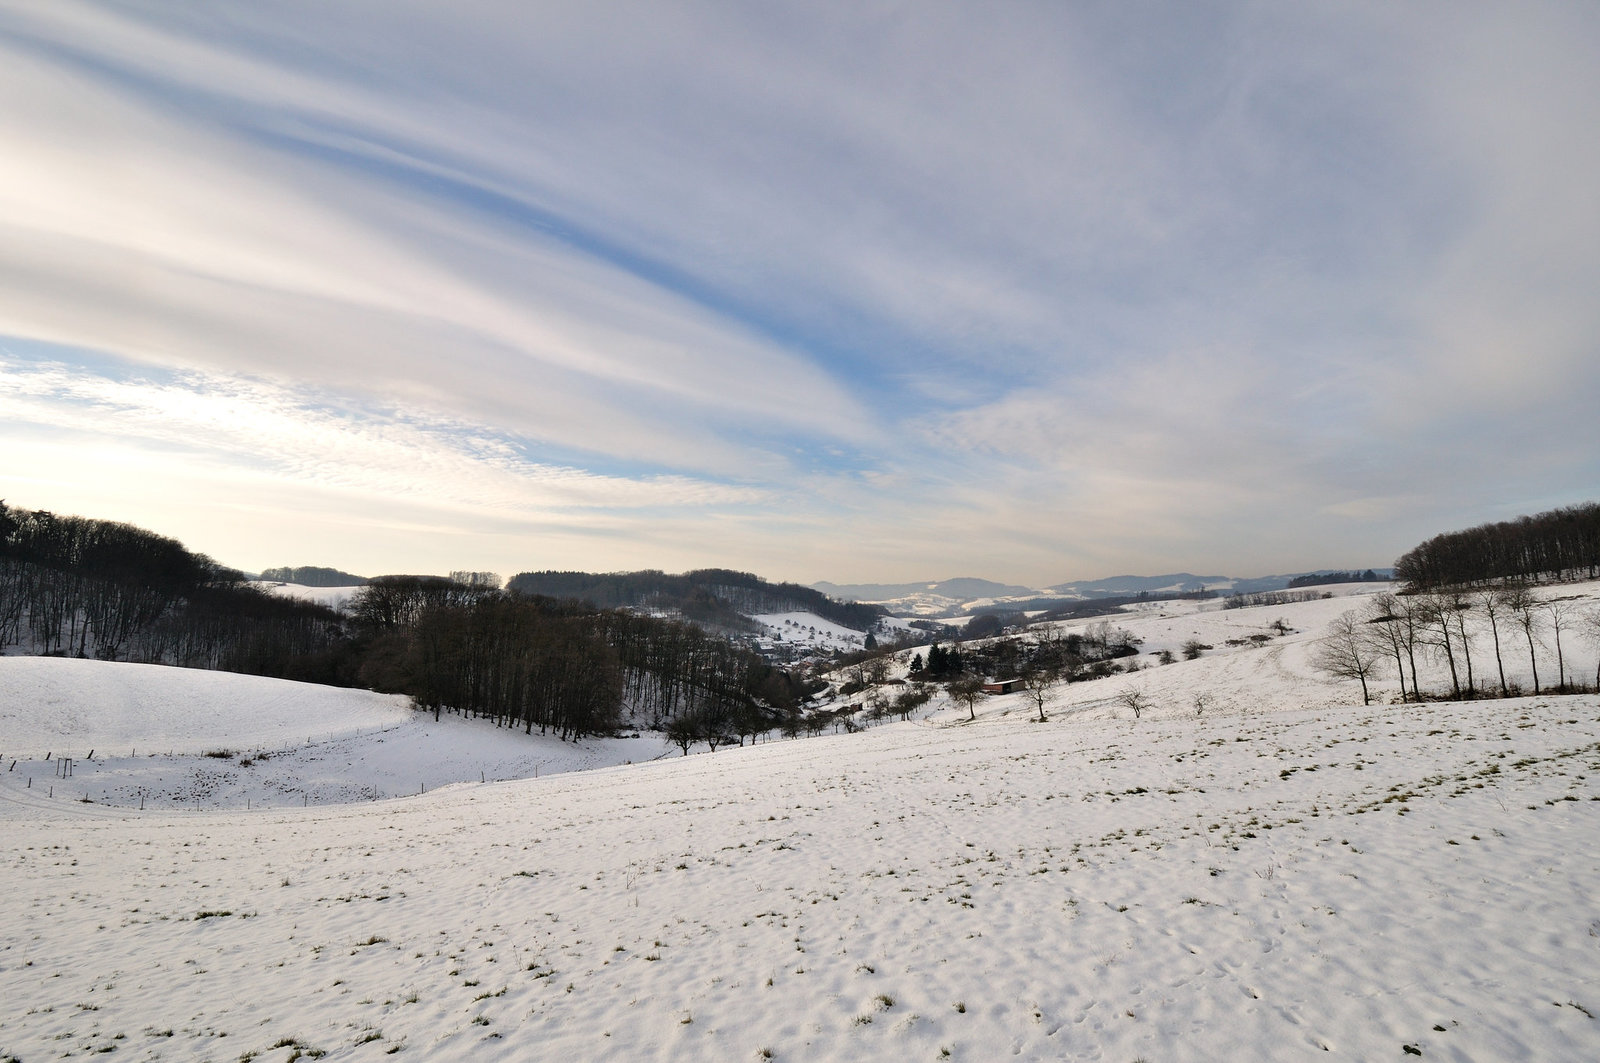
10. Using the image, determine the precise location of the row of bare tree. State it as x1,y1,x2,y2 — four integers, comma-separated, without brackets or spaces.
1315,588,1600,704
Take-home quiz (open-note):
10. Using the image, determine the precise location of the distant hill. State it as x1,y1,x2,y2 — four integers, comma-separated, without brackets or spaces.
258,565,367,587
818,570,1392,618
814,577,1041,602
1045,573,1232,597
509,568,884,634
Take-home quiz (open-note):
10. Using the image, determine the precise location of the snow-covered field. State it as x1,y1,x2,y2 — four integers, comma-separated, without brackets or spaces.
0,657,408,759
4,585,1600,1061
753,611,874,652
254,581,366,612
0,658,674,811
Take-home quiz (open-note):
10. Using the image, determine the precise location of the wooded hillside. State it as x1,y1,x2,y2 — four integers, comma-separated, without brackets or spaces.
508,567,883,632
1394,503,1600,588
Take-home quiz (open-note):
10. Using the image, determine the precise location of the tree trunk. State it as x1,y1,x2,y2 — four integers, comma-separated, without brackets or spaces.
1487,613,1508,696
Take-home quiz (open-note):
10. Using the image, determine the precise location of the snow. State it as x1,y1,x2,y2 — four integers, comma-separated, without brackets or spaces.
3,584,1600,1061
0,657,409,759
0,658,675,812
254,581,366,611
751,611,872,652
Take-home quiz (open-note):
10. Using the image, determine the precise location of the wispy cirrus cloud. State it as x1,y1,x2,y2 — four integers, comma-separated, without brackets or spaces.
0,353,760,511
0,351,788,574
1,1,1596,582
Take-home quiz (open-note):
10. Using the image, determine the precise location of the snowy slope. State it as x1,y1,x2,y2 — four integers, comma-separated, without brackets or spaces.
2,584,1599,1061
0,656,408,758
0,657,674,812
254,580,365,611
752,611,873,652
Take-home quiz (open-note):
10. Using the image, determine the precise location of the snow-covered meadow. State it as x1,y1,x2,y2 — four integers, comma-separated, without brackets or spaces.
0,658,674,812
753,611,876,653
253,582,367,613
4,585,1600,1061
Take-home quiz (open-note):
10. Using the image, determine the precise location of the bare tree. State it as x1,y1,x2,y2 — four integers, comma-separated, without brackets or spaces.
893,685,932,721
1396,595,1426,699
1116,687,1149,720
1443,588,1477,696
1581,608,1600,690
863,684,890,724
1418,592,1462,699
1394,501,1600,587
948,677,985,722
1503,585,1544,693
1368,593,1421,701
1478,589,1511,697
1312,610,1385,705
665,713,698,756
1021,666,1057,723
1545,599,1578,692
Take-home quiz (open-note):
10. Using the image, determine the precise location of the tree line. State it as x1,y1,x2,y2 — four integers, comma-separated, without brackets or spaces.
508,567,885,633
1287,570,1383,588
258,565,368,587
1,504,815,748
1393,502,1600,589
348,575,811,744
0,502,347,680
1314,588,1600,704
1224,589,1329,609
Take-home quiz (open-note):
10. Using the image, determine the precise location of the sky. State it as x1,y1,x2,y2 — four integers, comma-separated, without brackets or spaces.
2,1,1597,588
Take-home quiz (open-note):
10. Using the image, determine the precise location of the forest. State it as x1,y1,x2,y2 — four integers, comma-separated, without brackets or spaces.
1286,569,1383,588
258,565,368,587
0,502,348,681
508,567,885,633
0,503,811,743
349,574,810,742
1393,502,1600,588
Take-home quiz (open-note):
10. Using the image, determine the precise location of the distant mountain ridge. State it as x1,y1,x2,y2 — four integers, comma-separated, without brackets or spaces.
814,571,1391,618
812,577,1039,602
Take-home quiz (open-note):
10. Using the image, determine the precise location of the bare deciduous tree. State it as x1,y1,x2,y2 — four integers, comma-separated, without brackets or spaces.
1394,501,1600,588
1021,666,1057,723
1418,592,1462,699
1443,588,1476,696
1545,598,1578,691
1479,589,1511,697
1116,687,1149,720
1503,585,1544,694
1368,593,1421,701
948,677,985,722
1312,610,1385,705
1581,608,1600,689
893,685,931,721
